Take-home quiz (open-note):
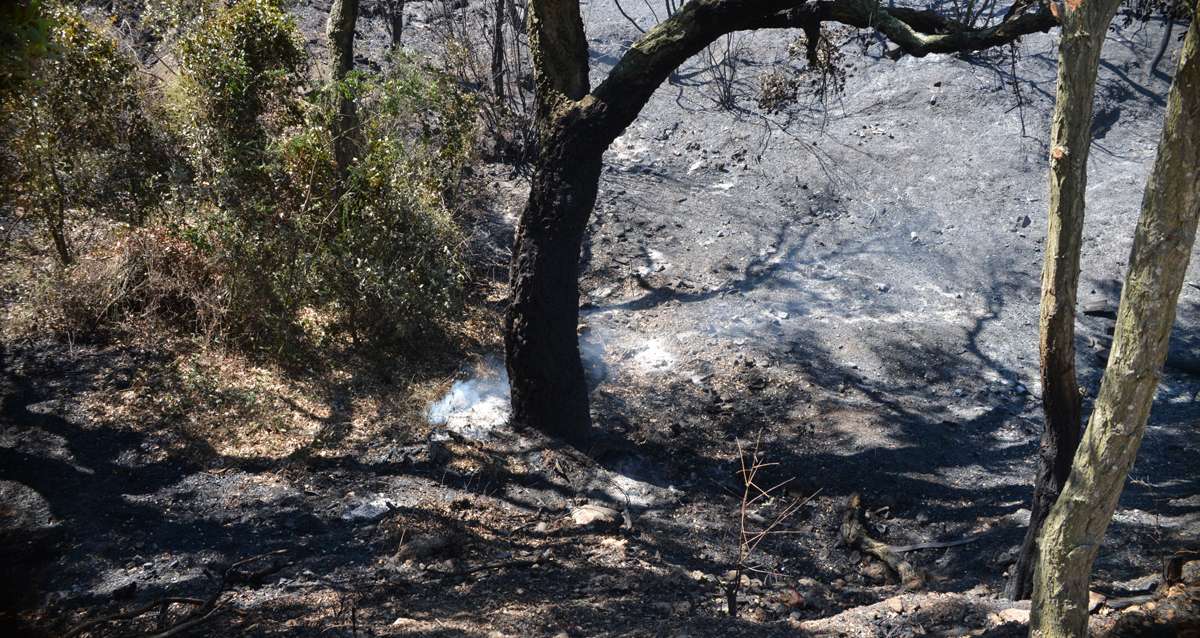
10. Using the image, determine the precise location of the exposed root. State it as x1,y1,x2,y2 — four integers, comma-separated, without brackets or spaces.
840,493,925,589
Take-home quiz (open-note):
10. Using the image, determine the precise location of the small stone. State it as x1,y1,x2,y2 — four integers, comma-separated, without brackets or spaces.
876,282,889,292
997,608,1030,624
910,231,919,242
887,596,906,613
1088,591,1106,613
569,504,620,527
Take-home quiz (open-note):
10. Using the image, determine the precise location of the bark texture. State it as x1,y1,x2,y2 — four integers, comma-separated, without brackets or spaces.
1008,0,1123,601
1030,11,1200,636
507,0,1058,441
326,0,359,184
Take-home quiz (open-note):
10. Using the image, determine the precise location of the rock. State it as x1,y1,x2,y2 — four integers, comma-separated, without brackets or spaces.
1081,298,1117,320
569,504,621,528
395,534,454,562
863,560,889,582
887,596,906,613
910,231,920,242
1019,215,1032,228
1088,590,1106,613
996,608,1030,624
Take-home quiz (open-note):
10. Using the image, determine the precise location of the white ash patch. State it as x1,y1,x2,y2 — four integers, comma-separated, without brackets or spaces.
427,360,510,440
632,339,676,373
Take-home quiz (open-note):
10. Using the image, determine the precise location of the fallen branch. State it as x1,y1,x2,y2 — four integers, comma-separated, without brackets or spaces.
840,493,925,589
425,556,546,581
62,549,289,638
889,531,991,553
63,599,206,638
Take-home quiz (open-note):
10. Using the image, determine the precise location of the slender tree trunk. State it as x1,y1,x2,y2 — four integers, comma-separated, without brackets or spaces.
46,210,71,266
388,0,406,49
1007,0,1122,601
1148,17,1176,79
492,0,507,102
45,162,72,266
327,0,359,185
1031,11,1200,636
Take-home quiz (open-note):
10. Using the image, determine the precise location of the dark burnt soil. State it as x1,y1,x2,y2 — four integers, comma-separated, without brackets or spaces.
3,1,1200,636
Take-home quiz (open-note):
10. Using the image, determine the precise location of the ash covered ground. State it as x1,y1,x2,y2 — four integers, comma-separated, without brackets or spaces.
2,1,1199,636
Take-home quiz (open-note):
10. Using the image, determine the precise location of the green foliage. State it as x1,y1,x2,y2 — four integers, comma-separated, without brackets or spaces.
315,58,476,345
0,0,52,95
175,0,304,202
1,1,173,265
167,6,472,351
6,0,476,357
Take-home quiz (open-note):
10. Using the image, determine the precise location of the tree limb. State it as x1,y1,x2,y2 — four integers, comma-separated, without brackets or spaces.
589,0,1057,137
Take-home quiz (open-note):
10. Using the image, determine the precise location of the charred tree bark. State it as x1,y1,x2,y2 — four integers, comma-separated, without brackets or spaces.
326,0,359,185
492,0,507,102
1031,11,1200,636
505,125,605,443
387,0,406,49
506,0,1058,442
1007,0,1122,601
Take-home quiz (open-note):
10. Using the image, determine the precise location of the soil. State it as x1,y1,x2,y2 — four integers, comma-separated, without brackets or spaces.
2,2,1199,637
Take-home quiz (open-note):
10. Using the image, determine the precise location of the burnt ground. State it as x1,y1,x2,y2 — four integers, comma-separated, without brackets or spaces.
3,1,1200,637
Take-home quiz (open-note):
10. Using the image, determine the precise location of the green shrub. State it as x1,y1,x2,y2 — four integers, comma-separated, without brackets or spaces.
171,5,472,351
1,1,172,264
7,1,475,357
297,57,476,348
174,0,304,204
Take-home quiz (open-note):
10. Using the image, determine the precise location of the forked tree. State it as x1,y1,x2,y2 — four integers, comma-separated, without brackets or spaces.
505,0,1059,441
1007,0,1124,601
1031,7,1199,636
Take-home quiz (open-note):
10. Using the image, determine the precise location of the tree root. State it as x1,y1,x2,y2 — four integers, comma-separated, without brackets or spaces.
1163,549,1200,586
841,493,925,590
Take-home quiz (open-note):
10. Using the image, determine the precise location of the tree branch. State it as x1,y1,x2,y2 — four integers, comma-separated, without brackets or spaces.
588,0,1057,137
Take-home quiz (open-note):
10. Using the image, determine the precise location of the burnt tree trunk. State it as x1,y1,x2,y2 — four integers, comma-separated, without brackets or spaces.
1006,0,1122,601
505,125,604,442
505,0,1059,442
1031,12,1200,634
327,0,359,185
492,0,507,102
388,0,406,49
